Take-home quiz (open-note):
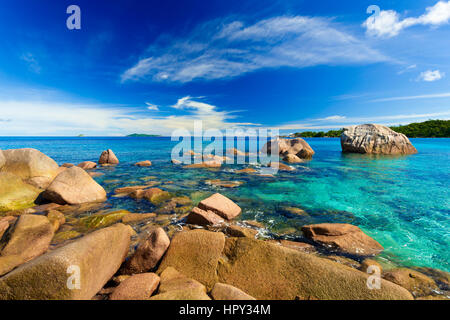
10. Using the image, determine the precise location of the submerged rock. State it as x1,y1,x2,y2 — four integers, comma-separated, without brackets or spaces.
46,210,65,232
235,168,257,174
341,124,417,155
42,166,107,205
0,148,59,189
198,193,241,220
98,149,119,165
79,210,130,230
110,273,160,300
156,229,412,300
183,160,222,169
0,223,131,300
204,179,244,188
122,227,170,274
135,160,152,167
0,173,41,212
302,223,384,256
0,214,54,276
268,162,295,171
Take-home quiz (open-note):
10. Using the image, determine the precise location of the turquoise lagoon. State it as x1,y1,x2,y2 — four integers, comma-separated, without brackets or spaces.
0,137,449,272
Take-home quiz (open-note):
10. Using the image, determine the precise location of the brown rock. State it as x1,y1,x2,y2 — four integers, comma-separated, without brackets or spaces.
262,138,315,159
268,239,316,253
302,223,383,256
283,154,303,163
135,160,152,167
235,168,257,174
383,268,439,297
268,162,295,171
0,148,59,189
158,267,206,293
157,230,225,290
341,124,417,155
186,207,224,226
61,163,74,168
0,150,5,169
122,227,170,274
149,288,211,300
46,210,66,232
0,223,131,300
110,273,160,300
42,166,107,205
77,161,97,169
198,193,241,220
0,214,54,275
122,213,156,224
225,225,258,238
360,258,382,273
155,230,412,300
0,172,41,212
171,159,182,165
183,160,221,168
98,149,119,164
211,283,256,300
114,185,148,195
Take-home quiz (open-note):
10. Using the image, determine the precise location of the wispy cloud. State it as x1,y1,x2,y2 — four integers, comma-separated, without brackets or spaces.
418,69,444,82
276,111,450,130
145,102,159,110
363,1,450,38
20,53,41,74
317,115,346,121
370,92,450,102
121,15,386,83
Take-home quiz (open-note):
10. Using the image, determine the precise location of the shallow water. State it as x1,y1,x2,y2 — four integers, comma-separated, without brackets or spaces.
1,136,449,272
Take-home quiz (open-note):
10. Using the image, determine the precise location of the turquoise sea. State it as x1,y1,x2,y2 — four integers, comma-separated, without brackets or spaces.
0,137,449,272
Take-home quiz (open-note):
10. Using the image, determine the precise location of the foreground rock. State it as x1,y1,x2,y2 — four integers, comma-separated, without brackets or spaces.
158,230,412,299
0,223,131,300
110,273,160,300
198,193,241,220
150,267,210,300
211,283,256,300
0,150,5,169
0,173,41,212
98,149,119,165
0,148,59,189
302,223,383,256
122,227,170,274
186,207,225,226
0,215,54,276
341,124,417,155
383,268,439,297
42,166,107,205
262,138,315,159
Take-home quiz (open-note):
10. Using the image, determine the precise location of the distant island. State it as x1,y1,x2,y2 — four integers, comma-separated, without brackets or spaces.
288,120,450,138
126,133,162,137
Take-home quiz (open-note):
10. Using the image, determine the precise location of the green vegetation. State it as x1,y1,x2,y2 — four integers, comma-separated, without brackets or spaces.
389,120,450,138
289,120,450,138
126,133,161,137
292,129,344,138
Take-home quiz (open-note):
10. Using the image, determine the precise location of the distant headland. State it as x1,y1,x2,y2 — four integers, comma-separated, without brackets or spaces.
126,133,162,137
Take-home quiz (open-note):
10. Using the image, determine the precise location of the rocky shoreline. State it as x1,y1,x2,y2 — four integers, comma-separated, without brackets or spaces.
0,125,448,300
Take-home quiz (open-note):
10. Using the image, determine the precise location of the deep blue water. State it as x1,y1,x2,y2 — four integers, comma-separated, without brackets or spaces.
0,136,449,272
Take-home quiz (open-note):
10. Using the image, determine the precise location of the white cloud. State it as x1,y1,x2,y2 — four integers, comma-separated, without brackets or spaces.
121,16,386,83
145,102,159,110
0,96,256,136
317,115,346,121
418,69,444,82
363,1,450,38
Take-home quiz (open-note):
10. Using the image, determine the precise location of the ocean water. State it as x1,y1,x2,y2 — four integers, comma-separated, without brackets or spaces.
0,136,449,272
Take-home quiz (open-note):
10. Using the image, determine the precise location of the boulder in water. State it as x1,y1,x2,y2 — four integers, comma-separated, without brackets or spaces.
341,124,417,155
98,149,119,164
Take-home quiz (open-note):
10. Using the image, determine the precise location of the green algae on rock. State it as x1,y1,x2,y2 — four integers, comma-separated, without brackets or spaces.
0,173,41,212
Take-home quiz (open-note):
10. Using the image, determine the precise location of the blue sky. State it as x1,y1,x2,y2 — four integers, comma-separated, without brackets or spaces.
0,0,449,136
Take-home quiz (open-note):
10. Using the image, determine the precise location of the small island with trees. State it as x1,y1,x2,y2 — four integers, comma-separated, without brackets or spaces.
126,133,162,137
289,120,449,138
